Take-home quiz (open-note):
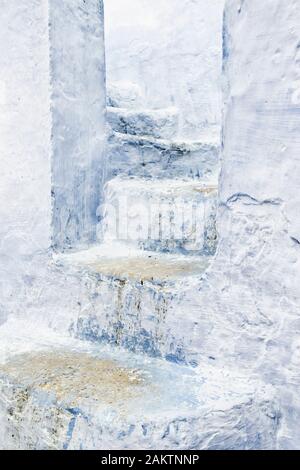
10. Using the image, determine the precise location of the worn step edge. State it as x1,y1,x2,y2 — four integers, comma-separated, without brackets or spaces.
112,131,220,153
0,322,279,450
101,177,218,256
107,106,179,140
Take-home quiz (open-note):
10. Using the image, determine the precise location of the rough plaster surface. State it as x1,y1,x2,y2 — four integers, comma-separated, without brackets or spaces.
102,178,218,255
0,0,107,256
0,324,278,450
50,0,107,249
104,0,224,139
0,0,52,258
0,0,52,326
103,0,223,188
0,1,107,319
187,0,300,448
106,132,220,181
0,0,299,450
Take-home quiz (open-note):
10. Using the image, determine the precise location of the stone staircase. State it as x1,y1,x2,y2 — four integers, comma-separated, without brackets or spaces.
0,104,280,449
55,105,221,367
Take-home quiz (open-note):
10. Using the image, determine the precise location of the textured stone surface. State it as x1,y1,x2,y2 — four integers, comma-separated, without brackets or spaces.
102,177,218,255
104,0,222,188
56,243,210,365
0,325,279,450
0,1,107,253
104,0,224,139
0,0,52,258
217,0,300,448
107,132,220,180
50,0,107,248
107,106,179,140
0,0,107,311
1,0,299,450
0,0,52,329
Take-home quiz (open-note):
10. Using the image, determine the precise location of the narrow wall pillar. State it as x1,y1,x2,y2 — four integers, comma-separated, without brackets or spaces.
0,0,107,255
0,0,52,256
220,0,300,448
50,0,106,249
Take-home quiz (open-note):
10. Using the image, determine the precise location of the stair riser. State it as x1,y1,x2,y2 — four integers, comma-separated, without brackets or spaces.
68,275,198,366
101,185,218,256
107,136,219,180
0,383,73,450
107,107,179,140
0,379,278,450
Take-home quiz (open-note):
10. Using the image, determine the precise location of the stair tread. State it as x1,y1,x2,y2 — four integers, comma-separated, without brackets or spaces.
105,175,218,195
57,243,211,282
113,131,220,149
107,105,178,117
0,321,278,449
107,105,177,112
0,322,253,415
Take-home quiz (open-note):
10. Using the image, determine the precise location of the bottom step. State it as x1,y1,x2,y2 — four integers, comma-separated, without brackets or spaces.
0,323,279,449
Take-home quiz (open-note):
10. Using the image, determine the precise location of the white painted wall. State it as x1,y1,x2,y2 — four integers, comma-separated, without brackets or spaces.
0,0,52,326
104,0,224,139
51,0,107,249
0,1,107,323
219,0,300,447
0,0,107,255
1,0,300,448
174,0,300,448
0,0,52,259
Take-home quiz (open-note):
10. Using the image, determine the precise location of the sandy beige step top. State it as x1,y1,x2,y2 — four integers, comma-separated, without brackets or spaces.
0,323,279,450
0,350,146,409
57,243,211,282
104,176,218,197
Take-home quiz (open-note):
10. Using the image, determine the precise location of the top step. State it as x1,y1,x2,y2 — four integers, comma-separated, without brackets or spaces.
107,106,179,140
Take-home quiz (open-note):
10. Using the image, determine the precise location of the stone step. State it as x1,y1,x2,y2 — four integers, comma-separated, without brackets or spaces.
107,132,220,180
107,106,179,140
55,243,211,365
101,176,218,256
0,323,279,450
107,81,144,109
